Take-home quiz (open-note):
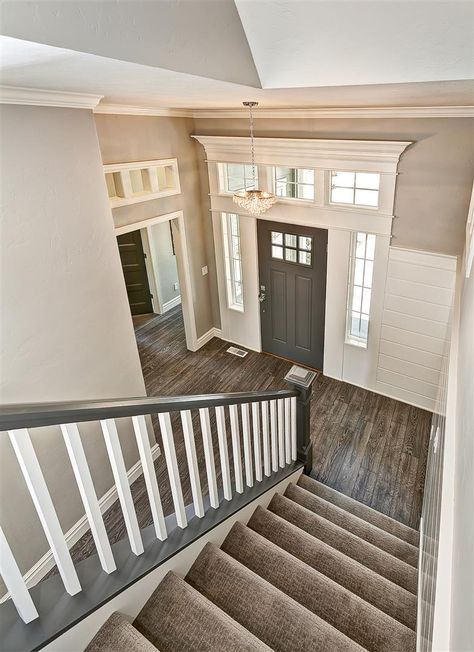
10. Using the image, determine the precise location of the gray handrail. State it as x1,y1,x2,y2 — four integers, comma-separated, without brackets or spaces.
0,390,298,430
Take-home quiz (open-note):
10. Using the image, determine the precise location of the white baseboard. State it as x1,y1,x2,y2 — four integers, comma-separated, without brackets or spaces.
162,295,181,313
1,443,160,603
194,327,222,349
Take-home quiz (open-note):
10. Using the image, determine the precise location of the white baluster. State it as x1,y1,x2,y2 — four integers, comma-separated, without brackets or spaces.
199,408,219,508
158,412,187,528
291,396,297,461
251,402,263,482
61,423,116,572
284,397,292,464
261,401,271,477
180,410,204,517
132,416,167,540
270,400,279,472
215,406,232,501
8,429,81,595
229,404,244,493
100,419,144,555
277,399,285,468
0,527,38,623
241,403,254,487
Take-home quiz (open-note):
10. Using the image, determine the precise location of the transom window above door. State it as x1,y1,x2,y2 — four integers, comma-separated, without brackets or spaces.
222,163,257,193
330,171,380,208
271,230,312,265
274,167,315,201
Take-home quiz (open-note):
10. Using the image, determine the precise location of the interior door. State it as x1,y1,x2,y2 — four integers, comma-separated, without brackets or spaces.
117,230,154,315
257,219,327,370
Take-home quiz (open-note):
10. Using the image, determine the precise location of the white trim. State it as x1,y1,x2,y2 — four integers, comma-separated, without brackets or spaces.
94,103,191,117
193,135,411,174
194,327,222,349
114,210,198,352
162,295,181,312
0,85,103,110
0,444,160,604
93,102,474,119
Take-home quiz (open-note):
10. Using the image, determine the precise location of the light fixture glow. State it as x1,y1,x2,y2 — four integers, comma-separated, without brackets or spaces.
233,101,275,216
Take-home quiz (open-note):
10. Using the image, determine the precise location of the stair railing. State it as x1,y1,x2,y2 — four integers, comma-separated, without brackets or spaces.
0,367,316,625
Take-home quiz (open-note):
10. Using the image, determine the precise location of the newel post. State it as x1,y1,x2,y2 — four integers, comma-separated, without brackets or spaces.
284,365,317,475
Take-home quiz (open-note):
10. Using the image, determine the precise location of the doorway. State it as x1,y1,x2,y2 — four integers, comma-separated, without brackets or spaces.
257,219,328,370
117,230,154,315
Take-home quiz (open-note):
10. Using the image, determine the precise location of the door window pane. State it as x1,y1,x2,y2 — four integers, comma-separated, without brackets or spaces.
271,231,313,266
299,251,312,265
272,245,284,259
285,249,297,262
271,231,283,245
285,233,297,248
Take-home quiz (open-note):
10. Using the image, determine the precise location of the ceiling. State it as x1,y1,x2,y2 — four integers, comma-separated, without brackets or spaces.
0,0,473,111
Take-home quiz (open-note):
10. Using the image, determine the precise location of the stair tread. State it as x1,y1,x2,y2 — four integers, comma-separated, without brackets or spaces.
269,492,418,594
86,612,159,652
248,505,417,630
134,571,270,652
186,542,365,652
299,474,419,546
286,483,419,567
222,521,416,652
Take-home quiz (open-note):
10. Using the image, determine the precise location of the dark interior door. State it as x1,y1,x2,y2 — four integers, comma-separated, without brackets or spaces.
117,231,153,315
257,219,327,370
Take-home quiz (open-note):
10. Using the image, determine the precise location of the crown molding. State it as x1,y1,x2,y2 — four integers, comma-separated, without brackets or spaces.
192,135,411,173
94,103,193,117
190,105,474,119
0,85,103,109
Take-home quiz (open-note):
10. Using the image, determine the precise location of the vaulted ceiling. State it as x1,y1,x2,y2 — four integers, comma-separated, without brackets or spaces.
0,0,473,109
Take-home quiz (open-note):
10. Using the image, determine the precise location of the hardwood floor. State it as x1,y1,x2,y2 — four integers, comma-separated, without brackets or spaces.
61,306,430,571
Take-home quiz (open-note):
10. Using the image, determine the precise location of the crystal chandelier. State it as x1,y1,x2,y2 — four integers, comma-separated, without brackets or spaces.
233,101,275,216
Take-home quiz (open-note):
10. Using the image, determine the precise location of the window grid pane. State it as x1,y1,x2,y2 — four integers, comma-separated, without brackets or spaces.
274,167,315,201
346,232,376,346
224,163,257,193
222,213,244,310
331,171,380,208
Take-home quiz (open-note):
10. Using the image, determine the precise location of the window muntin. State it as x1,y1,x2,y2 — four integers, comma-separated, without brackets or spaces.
275,167,315,200
222,213,244,311
330,171,380,208
347,232,376,347
271,231,313,266
223,163,257,194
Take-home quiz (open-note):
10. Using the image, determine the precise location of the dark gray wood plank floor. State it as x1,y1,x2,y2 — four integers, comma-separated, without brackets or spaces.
59,306,431,571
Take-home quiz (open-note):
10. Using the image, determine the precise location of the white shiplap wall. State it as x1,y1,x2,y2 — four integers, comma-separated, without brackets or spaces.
376,248,456,411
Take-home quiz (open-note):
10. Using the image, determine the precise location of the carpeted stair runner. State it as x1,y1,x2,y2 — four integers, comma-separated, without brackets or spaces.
86,474,420,652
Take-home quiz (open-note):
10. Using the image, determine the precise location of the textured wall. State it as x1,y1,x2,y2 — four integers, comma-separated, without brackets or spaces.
192,117,474,256
0,105,147,582
94,114,215,337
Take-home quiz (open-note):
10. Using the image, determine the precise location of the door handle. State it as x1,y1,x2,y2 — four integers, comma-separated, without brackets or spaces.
259,292,266,303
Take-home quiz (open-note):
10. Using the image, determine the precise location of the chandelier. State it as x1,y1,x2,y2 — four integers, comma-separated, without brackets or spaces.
233,101,276,216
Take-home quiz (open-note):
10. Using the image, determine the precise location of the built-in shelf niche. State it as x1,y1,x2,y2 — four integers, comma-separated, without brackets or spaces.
104,159,181,207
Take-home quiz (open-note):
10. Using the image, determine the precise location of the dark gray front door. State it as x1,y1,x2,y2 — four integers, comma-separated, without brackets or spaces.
257,219,327,370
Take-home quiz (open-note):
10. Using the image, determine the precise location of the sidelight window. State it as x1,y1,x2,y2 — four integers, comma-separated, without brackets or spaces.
222,213,244,311
222,163,257,194
274,167,315,200
330,171,380,208
271,231,313,266
346,232,376,347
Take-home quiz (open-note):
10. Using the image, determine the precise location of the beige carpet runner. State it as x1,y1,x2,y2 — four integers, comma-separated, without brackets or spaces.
86,475,419,652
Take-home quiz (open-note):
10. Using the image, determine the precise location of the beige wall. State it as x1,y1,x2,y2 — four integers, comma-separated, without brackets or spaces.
94,115,215,336
0,106,148,581
193,117,474,256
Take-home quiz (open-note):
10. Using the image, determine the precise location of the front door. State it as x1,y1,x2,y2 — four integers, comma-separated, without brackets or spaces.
117,230,154,315
257,220,327,370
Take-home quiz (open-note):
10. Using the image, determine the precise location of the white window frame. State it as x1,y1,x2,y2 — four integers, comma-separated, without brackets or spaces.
219,163,257,195
346,232,376,348
329,170,381,210
273,166,315,202
222,212,244,312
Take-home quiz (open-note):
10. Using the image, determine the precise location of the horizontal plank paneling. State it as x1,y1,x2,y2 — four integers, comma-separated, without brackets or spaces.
381,325,448,356
376,382,435,411
388,260,456,289
377,369,439,399
384,294,452,323
382,309,451,341
378,354,441,385
379,340,446,371
389,247,457,271
385,278,454,307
